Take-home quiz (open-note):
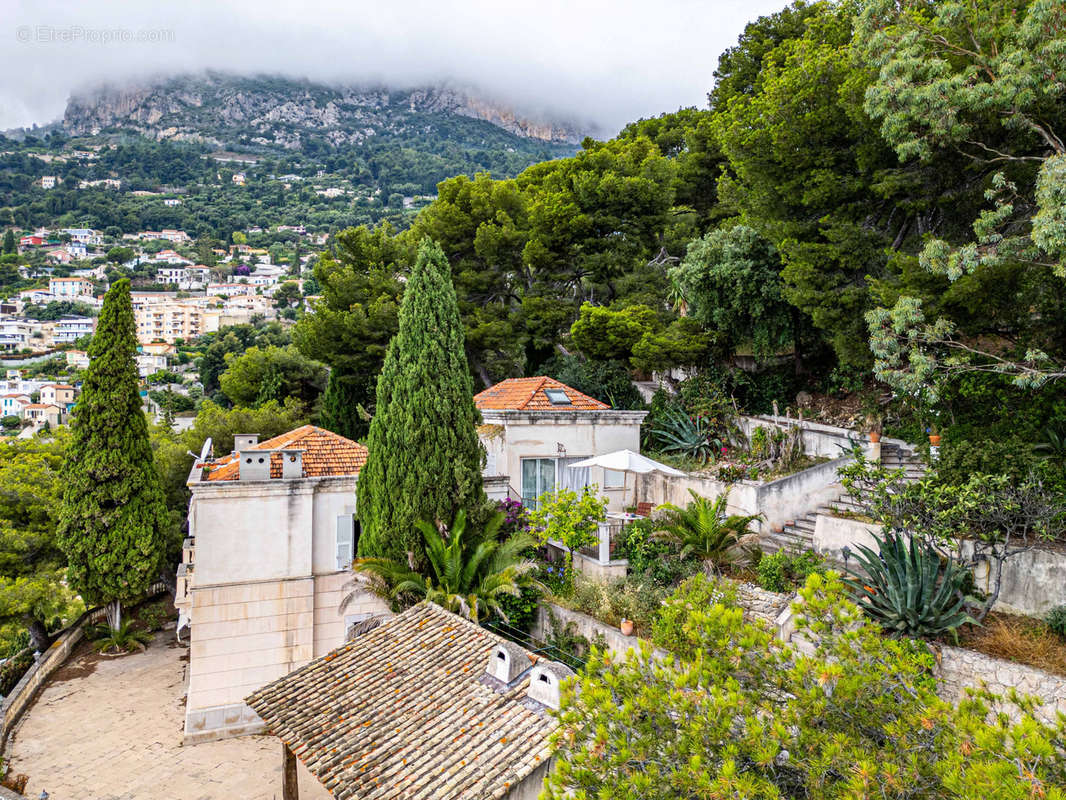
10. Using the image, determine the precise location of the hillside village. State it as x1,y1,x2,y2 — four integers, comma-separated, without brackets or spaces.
1,1,1066,799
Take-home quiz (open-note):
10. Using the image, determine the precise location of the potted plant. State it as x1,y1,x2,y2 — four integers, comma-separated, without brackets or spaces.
619,618,635,636
867,413,882,443
928,421,941,446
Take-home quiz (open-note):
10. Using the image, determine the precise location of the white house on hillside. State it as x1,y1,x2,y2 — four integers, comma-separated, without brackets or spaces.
178,425,385,744
474,377,647,511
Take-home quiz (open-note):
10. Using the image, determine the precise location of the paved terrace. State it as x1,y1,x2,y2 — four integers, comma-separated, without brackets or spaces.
6,639,330,800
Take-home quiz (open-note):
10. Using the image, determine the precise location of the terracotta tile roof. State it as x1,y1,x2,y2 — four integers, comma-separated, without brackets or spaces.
200,425,367,481
246,603,560,800
474,376,610,411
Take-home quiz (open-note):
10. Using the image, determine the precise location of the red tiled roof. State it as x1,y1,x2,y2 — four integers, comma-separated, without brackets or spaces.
473,376,610,411
201,425,367,481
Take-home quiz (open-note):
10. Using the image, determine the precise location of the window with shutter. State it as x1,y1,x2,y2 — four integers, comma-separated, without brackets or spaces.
336,514,355,570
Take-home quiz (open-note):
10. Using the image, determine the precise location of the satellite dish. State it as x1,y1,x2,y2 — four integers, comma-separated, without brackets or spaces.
199,437,213,461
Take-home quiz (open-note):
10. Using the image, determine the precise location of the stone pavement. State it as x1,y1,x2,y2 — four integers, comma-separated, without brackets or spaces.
6,639,331,800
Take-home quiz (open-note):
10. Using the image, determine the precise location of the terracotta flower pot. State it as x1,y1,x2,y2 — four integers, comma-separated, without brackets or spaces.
929,434,941,446
619,618,635,637
868,432,881,443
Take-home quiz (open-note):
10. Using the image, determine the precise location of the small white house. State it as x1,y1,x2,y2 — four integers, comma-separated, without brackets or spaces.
474,377,647,511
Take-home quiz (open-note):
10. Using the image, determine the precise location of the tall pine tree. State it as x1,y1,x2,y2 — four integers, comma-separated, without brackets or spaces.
58,279,169,630
357,239,485,564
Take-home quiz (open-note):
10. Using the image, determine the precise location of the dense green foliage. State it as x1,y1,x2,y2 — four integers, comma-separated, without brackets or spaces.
351,509,539,623
218,344,326,408
755,549,827,593
546,572,1066,799
0,433,82,651
317,370,367,441
356,240,486,564
57,280,170,625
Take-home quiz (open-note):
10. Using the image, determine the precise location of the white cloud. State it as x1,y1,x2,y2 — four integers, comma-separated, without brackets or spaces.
2,0,789,134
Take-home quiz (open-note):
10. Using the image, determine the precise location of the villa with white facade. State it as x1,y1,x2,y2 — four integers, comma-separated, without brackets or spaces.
177,425,384,744
474,377,647,511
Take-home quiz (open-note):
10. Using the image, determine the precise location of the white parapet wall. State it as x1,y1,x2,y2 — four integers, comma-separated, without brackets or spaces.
636,455,852,533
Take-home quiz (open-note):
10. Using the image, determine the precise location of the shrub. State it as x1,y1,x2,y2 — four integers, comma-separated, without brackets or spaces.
0,649,34,695
615,520,699,587
494,583,541,634
1047,605,1066,639
756,550,827,593
651,574,738,659
757,551,790,593
563,575,670,636
934,438,1038,486
138,602,168,632
614,518,668,572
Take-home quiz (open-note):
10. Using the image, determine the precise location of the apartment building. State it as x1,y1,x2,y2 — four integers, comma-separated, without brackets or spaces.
132,294,221,344
53,316,96,344
49,277,94,298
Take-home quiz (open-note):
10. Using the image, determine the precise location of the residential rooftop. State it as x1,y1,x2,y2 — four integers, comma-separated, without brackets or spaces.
474,376,609,412
246,602,561,800
196,425,368,482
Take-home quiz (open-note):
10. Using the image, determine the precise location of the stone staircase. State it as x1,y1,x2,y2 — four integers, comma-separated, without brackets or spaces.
760,442,926,556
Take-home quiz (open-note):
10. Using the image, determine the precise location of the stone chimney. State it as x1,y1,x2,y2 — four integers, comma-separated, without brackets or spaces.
234,433,259,451
239,450,271,481
527,661,575,710
486,641,532,685
280,449,304,479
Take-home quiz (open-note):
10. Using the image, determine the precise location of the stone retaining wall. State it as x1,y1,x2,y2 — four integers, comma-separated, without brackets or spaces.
0,584,166,759
936,645,1066,724
735,582,791,623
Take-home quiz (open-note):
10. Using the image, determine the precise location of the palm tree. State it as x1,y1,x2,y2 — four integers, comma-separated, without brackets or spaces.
347,509,541,623
654,489,760,569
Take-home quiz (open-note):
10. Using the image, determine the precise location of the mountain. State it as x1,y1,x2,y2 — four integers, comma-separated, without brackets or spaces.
62,73,590,151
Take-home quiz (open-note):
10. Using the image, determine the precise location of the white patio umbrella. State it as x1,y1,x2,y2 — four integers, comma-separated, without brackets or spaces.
567,449,684,512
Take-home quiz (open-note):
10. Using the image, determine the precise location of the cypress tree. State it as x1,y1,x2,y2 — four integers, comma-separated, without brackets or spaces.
58,278,169,630
319,369,369,441
357,239,485,564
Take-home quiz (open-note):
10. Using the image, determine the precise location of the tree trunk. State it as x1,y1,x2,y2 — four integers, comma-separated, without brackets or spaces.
104,600,122,632
283,742,299,800
25,616,53,653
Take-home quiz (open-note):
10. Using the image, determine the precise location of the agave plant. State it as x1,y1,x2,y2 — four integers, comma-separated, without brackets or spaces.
654,489,760,568
651,407,723,464
844,531,976,638
349,509,542,623
89,620,153,654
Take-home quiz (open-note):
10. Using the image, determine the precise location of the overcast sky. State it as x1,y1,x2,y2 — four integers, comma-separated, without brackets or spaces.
4,0,789,135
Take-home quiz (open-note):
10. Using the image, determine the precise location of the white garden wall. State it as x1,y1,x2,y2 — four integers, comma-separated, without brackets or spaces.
813,514,1066,619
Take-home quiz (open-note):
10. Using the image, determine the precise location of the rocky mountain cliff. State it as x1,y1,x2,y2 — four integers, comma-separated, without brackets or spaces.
62,73,589,150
